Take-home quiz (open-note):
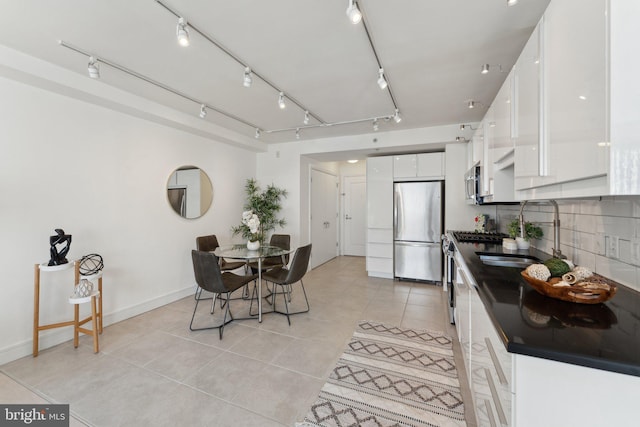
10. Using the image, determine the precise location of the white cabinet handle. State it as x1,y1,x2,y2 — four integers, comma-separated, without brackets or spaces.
485,368,508,426
485,337,508,385
484,399,497,427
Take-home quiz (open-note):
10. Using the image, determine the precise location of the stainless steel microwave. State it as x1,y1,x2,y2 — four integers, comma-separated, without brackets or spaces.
464,163,482,205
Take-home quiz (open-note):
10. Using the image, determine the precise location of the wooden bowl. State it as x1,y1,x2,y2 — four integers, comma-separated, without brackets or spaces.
521,271,618,304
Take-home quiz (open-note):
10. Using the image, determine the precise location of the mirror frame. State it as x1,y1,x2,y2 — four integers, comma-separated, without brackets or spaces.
166,166,213,219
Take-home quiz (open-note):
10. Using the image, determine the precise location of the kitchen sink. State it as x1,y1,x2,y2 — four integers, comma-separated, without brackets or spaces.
477,253,541,268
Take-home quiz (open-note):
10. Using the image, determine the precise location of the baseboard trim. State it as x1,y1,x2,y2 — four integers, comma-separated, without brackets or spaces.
0,285,196,366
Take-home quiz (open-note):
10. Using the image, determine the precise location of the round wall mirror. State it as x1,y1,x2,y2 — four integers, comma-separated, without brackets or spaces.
166,166,213,219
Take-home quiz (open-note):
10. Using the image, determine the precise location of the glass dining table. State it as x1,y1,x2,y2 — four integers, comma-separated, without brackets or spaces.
213,244,292,322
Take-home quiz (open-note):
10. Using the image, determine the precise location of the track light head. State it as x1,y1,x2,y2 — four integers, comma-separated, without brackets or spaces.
468,100,476,109
460,124,466,130
296,128,301,139
176,17,190,47
255,128,261,139
393,109,402,124
199,104,207,118
87,56,100,79
243,67,252,88
278,92,286,109
481,64,490,74
372,119,379,132
346,0,362,24
303,110,310,125
377,68,388,90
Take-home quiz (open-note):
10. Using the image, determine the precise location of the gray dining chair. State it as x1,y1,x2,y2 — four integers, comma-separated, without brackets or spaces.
258,243,312,325
248,234,291,274
189,250,258,339
195,234,247,302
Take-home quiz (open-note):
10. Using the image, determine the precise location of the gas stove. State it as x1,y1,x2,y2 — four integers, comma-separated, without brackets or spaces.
451,230,508,244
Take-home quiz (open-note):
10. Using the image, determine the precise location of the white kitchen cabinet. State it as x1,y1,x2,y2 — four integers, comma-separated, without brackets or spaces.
416,152,445,179
393,153,445,180
469,288,513,426
514,19,545,191
545,0,608,184
392,154,417,179
453,255,471,377
515,0,640,198
486,73,516,203
366,157,393,278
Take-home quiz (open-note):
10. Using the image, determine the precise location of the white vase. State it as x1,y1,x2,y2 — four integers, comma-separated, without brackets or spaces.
516,237,530,250
247,240,260,251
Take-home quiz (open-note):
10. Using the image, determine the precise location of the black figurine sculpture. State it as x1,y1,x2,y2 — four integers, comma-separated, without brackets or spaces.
48,228,72,266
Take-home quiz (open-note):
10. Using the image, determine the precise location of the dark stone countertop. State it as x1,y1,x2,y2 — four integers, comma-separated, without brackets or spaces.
452,237,640,377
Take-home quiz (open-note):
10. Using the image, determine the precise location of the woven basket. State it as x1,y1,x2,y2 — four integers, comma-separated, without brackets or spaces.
521,271,618,304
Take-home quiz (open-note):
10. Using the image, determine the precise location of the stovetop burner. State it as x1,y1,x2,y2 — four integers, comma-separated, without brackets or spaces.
451,230,508,244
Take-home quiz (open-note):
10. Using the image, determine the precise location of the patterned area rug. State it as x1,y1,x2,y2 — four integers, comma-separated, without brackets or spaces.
300,321,467,427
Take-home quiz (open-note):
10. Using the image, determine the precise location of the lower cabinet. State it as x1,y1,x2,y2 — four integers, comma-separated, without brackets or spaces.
469,288,513,426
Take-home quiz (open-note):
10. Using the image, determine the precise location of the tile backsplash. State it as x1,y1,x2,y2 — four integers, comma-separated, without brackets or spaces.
495,196,640,292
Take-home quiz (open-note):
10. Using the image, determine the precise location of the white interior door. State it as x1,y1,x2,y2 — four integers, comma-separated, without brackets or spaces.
343,175,366,256
310,168,338,268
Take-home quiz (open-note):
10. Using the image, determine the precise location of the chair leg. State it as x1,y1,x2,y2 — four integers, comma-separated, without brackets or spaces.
280,284,291,326
189,291,234,334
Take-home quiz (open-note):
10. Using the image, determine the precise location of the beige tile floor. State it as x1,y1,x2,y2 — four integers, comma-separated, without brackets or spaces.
1,256,475,427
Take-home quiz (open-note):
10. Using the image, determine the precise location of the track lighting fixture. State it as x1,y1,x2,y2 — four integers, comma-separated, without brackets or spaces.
296,128,300,139
460,124,466,130
303,110,310,125
480,63,504,74
278,92,286,109
373,119,379,132
87,56,100,79
507,0,518,6
393,109,402,124
199,104,207,118
468,100,476,109
255,128,261,139
377,68,388,90
346,0,362,24
176,17,190,47
455,136,467,142
243,67,252,88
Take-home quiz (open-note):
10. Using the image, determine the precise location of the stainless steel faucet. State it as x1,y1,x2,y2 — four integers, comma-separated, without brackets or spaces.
518,199,564,259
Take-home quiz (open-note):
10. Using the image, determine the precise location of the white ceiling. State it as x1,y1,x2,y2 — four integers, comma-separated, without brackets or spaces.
0,0,550,145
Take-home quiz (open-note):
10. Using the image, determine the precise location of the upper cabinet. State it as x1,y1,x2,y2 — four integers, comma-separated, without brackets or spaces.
514,21,544,190
393,153,445,180
545,0,608,184
514,0,640,198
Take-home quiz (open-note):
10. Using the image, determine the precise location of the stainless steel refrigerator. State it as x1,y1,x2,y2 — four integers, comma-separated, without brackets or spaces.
394,181,443,282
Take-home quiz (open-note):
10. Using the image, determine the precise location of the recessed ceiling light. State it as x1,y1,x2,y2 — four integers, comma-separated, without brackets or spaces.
346,0,362,24
507,0,518,6
347,160,359,164
176,17,190,47
278,92,286,109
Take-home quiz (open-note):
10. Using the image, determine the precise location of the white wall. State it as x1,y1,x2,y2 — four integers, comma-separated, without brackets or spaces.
0,75,255,364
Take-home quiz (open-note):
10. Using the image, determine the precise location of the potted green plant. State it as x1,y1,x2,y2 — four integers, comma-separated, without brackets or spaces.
232,178,287,247
507,218,543,249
